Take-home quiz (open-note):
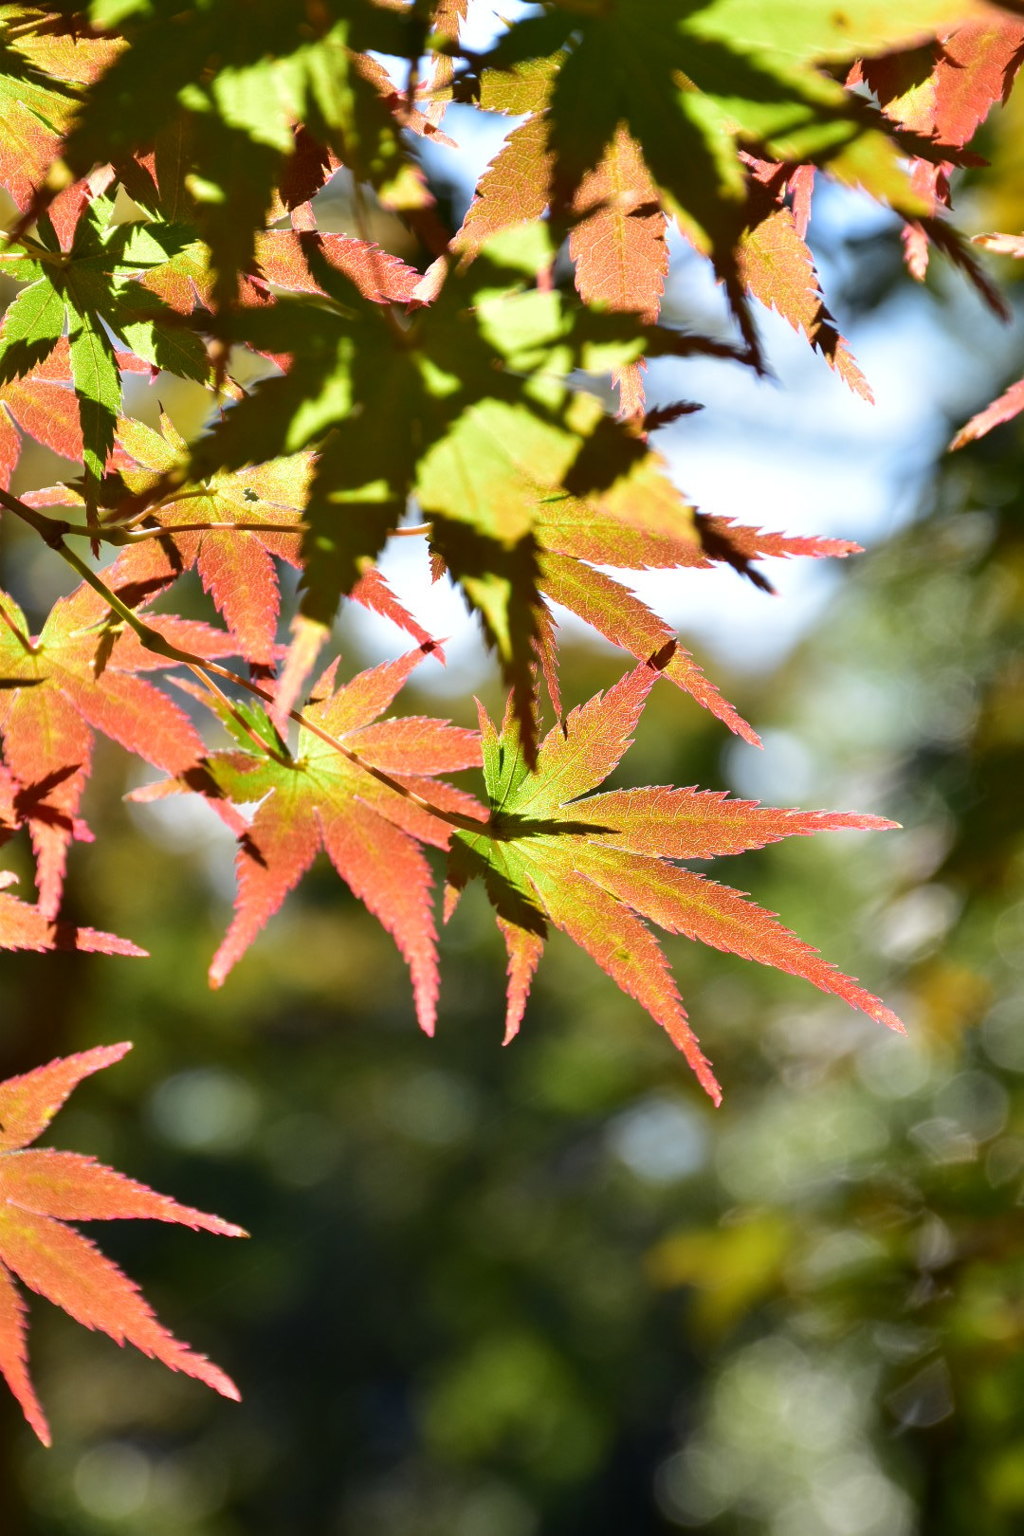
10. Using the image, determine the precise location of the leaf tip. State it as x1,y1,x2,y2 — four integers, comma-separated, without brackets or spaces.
202,1363,242,1402
876,1003,906,1035
208,1218,249,1239
207,948,232,990
692,1055,723,1106
101,1041,133,1064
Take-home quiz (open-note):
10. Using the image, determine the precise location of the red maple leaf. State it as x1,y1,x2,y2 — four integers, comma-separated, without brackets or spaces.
0,338,152,489
0,1042,245,1445
252,229,422,306
0,342,84,489
104,415,311,667
950,374,1024,450
861,16,1024,150
0,569,233,918
131,645,484,1031
854,15,1024,285
945,231,1024,449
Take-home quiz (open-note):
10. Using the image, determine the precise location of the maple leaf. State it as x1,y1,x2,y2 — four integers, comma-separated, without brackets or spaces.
29,415,439,666
0,1041,244,1446
471,0,974,356
445,660,901,1103
949,374,1024,449
450,7,976,399
131,645,483,1032
851,14,1024,289
860,13,1024,146
138,226,423,320
108,414,309,669
946,230,1024,448
252,229,422,307
0,343,83,491
0,571,234,919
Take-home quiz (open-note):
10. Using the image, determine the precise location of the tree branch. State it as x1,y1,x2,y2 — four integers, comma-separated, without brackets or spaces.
0,482,482,835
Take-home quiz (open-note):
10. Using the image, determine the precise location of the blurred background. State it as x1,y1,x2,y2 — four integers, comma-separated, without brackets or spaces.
3,21,1024,1536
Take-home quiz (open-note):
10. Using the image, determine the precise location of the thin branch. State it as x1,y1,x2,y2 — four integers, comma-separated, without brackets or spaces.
91,520,306,544
198,652,484,833
1,488,306,546
0,481,482,834
184,663,292,767
109,484,212,527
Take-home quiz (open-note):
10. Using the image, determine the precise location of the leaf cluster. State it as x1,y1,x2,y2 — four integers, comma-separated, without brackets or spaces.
0,0,1020,1440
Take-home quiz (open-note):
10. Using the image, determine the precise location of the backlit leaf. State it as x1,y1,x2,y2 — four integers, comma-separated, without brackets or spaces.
447,661,901,1100
133,646,483,1033
0,1043,244,1446
0,572,233,917
738,203,873,400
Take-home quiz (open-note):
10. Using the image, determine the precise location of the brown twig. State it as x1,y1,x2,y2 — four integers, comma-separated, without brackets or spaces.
0,482,481,834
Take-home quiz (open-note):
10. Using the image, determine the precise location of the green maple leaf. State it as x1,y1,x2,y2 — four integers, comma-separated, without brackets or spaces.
541,0,971,198
446,657,902,1104
182,223,734,758
0,196,208,489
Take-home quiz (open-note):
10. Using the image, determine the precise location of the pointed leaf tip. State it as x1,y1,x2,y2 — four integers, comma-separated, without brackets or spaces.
0,1151,249,1236
0,1044,244,1438
0,1043,132,1153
